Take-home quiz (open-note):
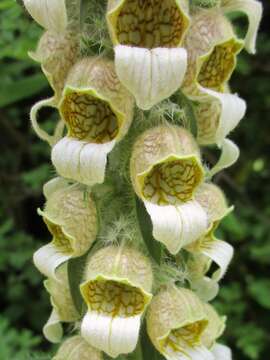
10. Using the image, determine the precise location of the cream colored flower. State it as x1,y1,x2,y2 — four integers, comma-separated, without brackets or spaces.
29,31,79,103
29,31,79,145
52,57,134,186
147,286,214,360
130,125,208,254
182,8,243,98
23,0,67,32
53,335,103,360
202,304,232,360
106,0,190,109
187,183,234,286
130,126,237,257
80,246,153,358
194,87,246,146
43,264,79,343
221,0,263,54
182,7,247,149
33,178,97,279
201,304,226,349
186,253,219,302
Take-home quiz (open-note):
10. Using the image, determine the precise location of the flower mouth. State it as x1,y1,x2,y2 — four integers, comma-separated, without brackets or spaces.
82,279,148,318
140,157,203,205
197,38,243,91
61,91,120,144
113,0,188,48
162,320,207,354
45,219,73,254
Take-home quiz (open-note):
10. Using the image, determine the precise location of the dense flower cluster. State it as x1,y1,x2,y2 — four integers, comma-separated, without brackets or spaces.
23,0,262,359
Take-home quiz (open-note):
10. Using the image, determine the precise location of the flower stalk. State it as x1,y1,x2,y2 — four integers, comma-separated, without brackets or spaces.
22,0,263,358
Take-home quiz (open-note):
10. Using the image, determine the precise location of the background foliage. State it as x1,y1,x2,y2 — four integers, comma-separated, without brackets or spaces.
0,0,269,359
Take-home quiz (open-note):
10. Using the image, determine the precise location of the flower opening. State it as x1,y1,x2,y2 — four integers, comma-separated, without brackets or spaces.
107,0,190,48
80,246,153,357
147,286,213,360
52,58,134,185
131,125,204,204
33,180,97,279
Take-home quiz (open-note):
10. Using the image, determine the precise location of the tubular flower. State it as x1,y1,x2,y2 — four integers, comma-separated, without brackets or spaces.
29,31,79,145
130,125,208,254
221,0,263,54
201,304,232,360
147,286,214,360
106,0,190,110
194,87,246,146
33,178,98,279
23,0,67,32
182,7,243,98
80,246,153,358
51,58,134,186
29,31,79,104
53,335,103,360
43,264,79,343
182,6,247,150
187,183,234,282
201,304,226,349
186,253,219,302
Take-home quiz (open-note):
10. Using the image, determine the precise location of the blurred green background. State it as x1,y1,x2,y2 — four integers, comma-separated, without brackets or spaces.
0,0,269,359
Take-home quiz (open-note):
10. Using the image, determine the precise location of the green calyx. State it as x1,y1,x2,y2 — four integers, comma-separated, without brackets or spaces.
191,0,220,8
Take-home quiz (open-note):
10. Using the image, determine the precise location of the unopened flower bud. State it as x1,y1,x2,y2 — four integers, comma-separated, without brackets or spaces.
53,335,103,360
80,246,153,358
52,58,134,186
43,264,79,343
147,286,213,359
107,0,190,109
33,179,98,279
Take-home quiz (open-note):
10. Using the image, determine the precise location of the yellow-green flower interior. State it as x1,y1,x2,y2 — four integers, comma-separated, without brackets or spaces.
45,218,73,253
116,0,186,48
197,38,242,91
163,321,207,354
83,280,146,317
142,158,203,205
61,92,119,144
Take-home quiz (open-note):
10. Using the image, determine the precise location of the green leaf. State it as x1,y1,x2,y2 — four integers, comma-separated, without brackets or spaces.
0,0,14,10
248,279,270,309
0,74,47,107
236,323,267,360
67,253,88,315
135,197,162,265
